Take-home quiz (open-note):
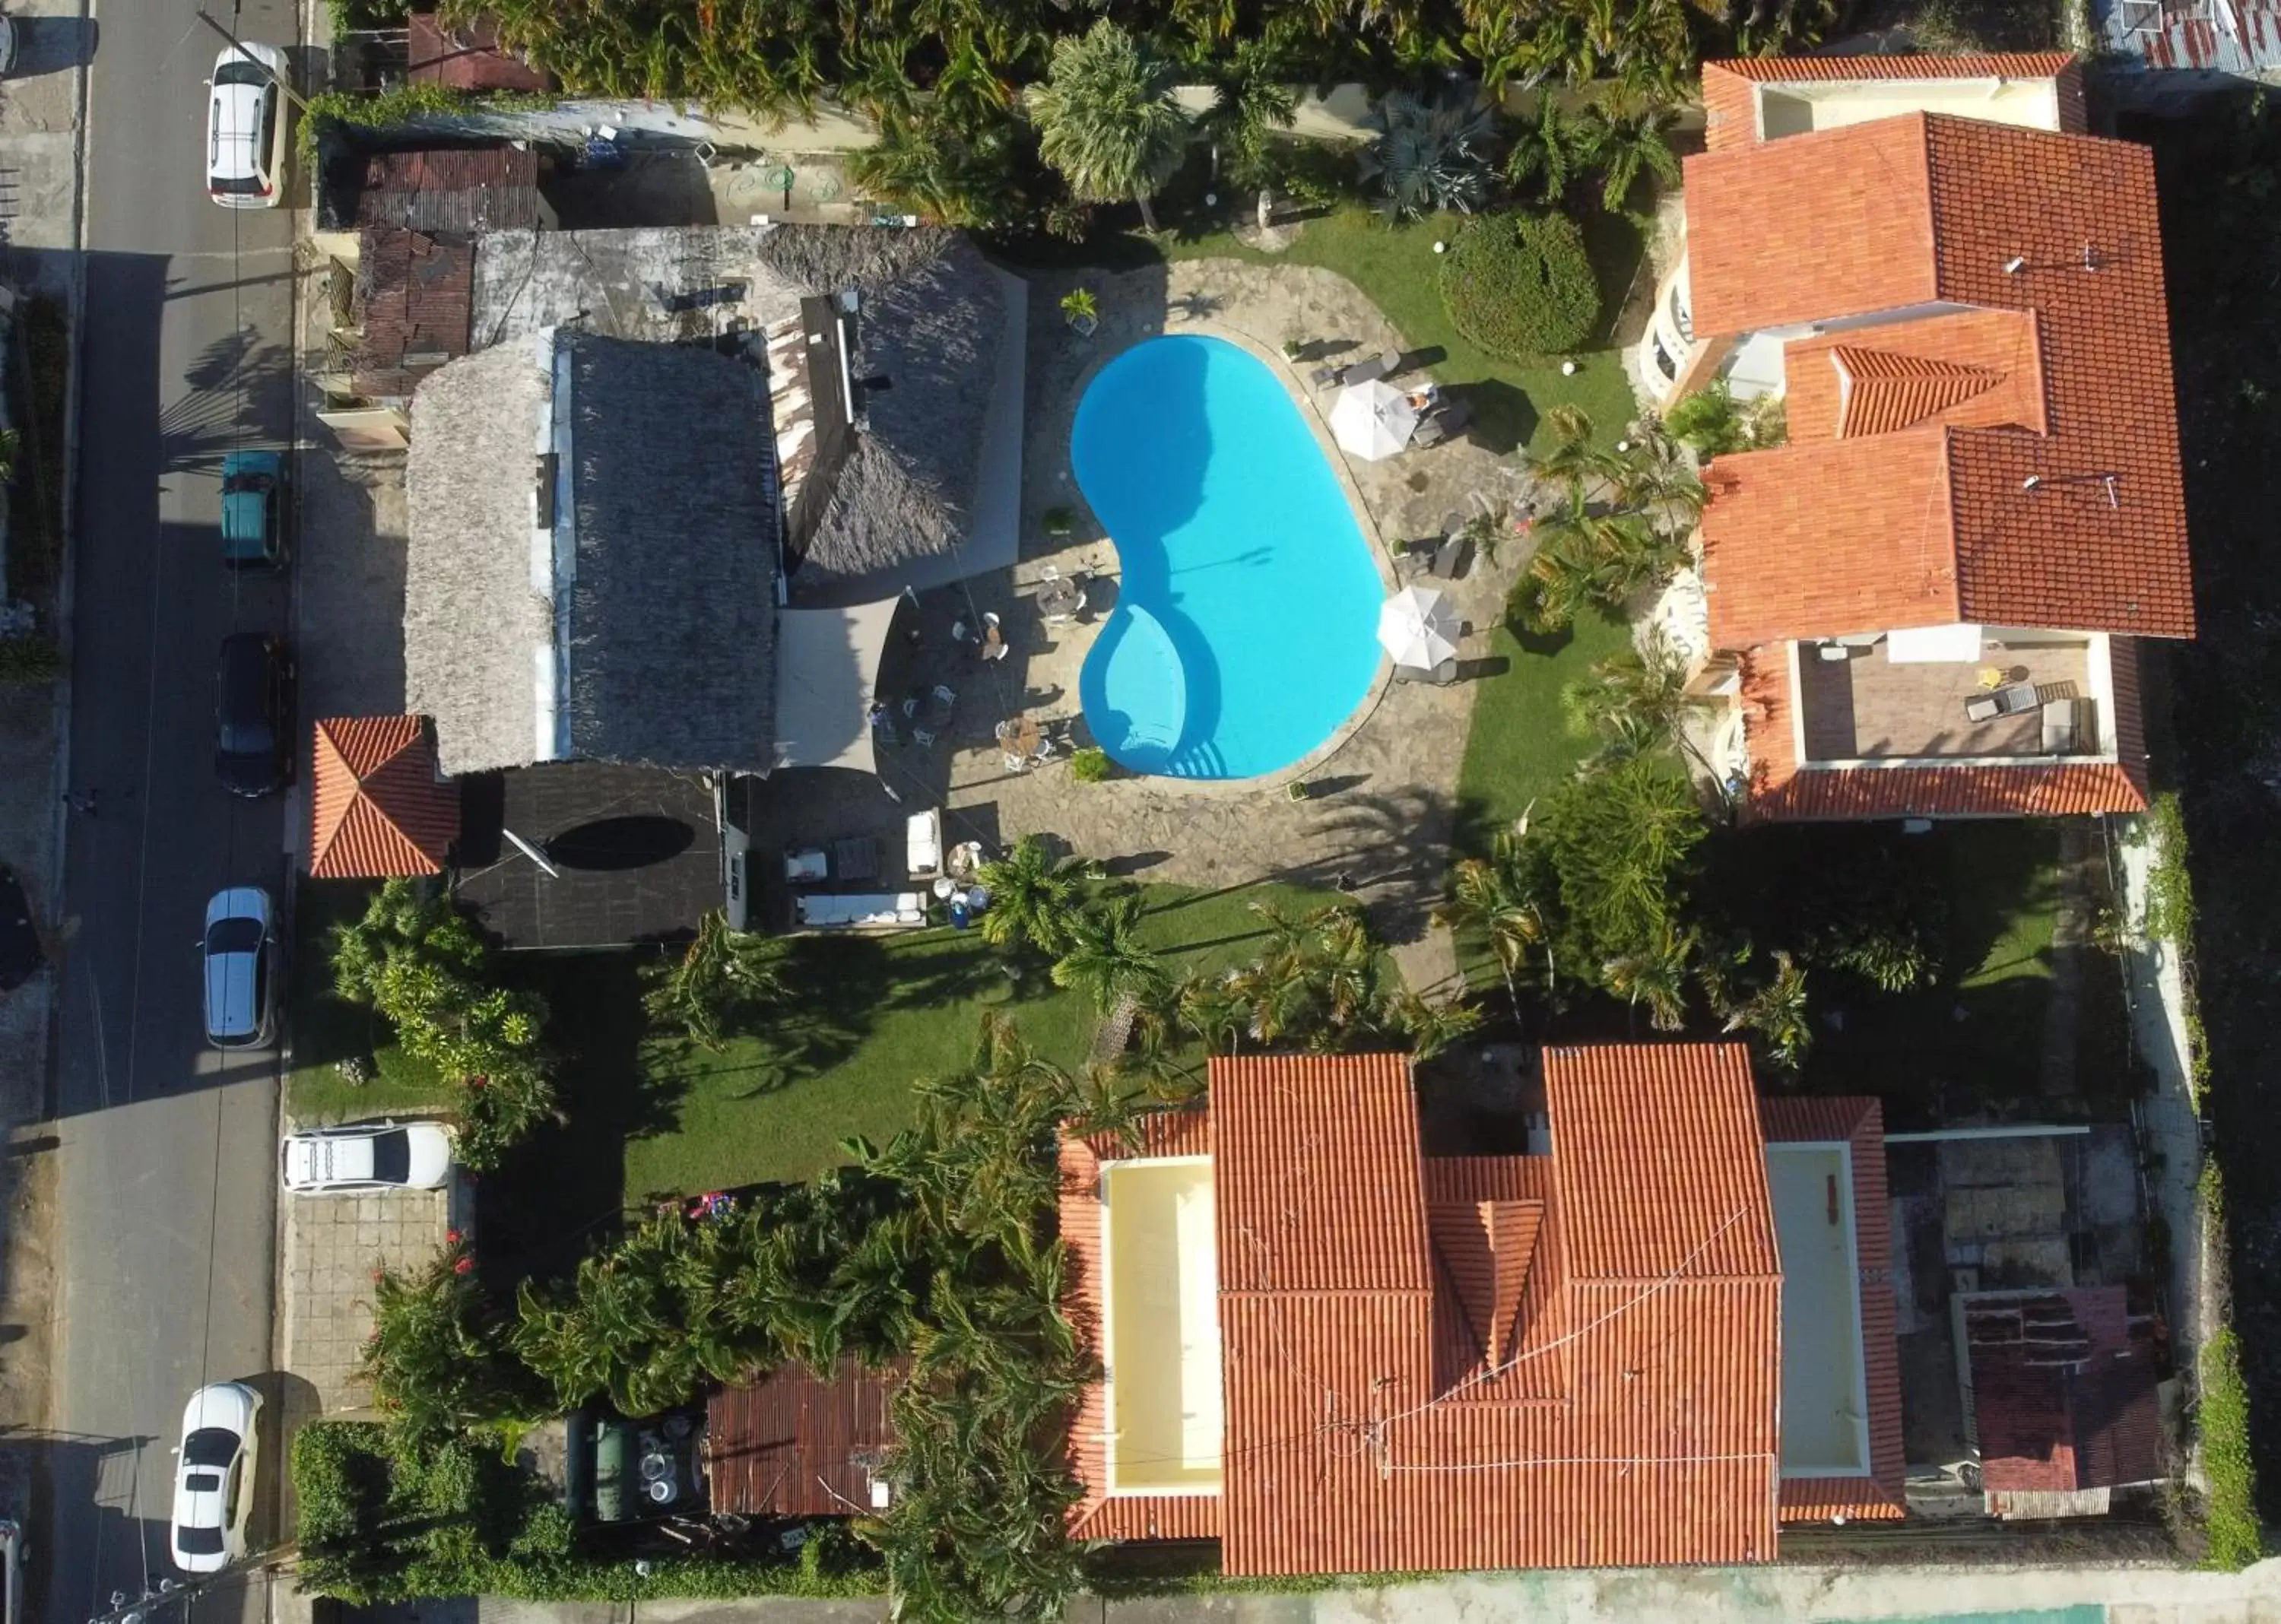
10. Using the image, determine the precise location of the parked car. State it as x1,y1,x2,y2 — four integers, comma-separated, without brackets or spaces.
212,633,291,798
201,887,276,1051
280,1121,454,1194
0,18,21,79
205,43,288,208
218,450,285,569
169,1381,261,1573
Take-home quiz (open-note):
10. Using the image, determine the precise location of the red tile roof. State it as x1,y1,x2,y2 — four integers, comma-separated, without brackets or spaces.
1965,1286,2165,1495
351,229,474,402
1065,1048,1796,1575
1687,114,2193,645
1778,311,2047,446
1735,639,2151,821
309,715,459,878
1761,1097,1908,1523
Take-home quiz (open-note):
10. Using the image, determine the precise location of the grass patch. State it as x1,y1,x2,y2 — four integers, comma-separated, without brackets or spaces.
2198,1163,2263,1568
621,877,1361,1197
1160,204,1645,458
1451,608,1631,852
284,880,452,1124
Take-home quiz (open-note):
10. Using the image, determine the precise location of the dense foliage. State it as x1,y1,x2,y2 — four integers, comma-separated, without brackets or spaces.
328,878,557,1168
1440,211,1599,358
1025,22,1189,231
362,1239,545,1440
294,1423,880,1603
1662,379,1786,457
1509,409,1699,635
1360,90,1499,221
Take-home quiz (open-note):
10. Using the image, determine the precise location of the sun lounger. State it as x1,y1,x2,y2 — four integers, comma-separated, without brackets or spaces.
907,809,944,878
1339,351,1397,386
1427,536,1472,580
1392,658,1460,685
795,892,928,930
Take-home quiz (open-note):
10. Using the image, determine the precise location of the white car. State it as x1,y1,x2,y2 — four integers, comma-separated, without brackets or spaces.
280,1121,455,1194
205,43,288,208
201,887,277,1051
170,1381,261,1573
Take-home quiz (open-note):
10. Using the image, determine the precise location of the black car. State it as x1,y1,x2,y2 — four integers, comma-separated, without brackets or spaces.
213,633,291,798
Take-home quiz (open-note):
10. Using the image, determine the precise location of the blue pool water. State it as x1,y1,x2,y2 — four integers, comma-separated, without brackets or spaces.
1071,335,1384,779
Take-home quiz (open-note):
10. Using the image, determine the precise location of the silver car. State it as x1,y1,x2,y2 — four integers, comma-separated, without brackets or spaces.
201,887,277,1051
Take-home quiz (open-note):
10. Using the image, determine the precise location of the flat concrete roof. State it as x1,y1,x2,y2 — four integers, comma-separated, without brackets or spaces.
1101,1157,1223,1496
1769,1141,1871,1477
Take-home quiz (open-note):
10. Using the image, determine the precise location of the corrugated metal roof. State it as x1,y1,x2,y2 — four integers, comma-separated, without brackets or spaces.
704,1357,902,1518
1966,1286,2165,1492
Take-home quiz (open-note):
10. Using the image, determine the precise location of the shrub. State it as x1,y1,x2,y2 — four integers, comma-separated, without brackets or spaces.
1071,746,1112,782
0,632,62,683
363,1240,543,1440
1440,212,1599,359
2145,791,2196,944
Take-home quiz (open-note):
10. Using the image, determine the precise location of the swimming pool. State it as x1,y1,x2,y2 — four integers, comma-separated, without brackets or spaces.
1071,335,1385,779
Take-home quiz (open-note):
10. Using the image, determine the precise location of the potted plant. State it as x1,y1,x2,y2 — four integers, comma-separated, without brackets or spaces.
1061,287,1099,338
1070,746,1112,783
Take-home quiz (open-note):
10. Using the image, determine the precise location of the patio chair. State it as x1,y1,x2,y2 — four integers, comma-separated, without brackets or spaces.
1309,364,1341,388
1426,536,1473,581
1003,752,1029,773
1411,417,1450,450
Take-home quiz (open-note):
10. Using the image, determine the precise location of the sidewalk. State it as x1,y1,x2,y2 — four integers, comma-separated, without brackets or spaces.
342,1557,2281,1624
0,0,88,1537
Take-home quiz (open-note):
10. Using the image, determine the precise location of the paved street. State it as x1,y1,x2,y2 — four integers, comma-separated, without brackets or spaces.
45,4,300,1623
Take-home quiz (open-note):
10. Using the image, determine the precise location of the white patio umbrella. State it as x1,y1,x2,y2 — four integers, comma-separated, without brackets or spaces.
1331,379,1420,462
1377,585,1461,670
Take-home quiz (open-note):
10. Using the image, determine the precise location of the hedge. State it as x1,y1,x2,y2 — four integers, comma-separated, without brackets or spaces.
1439,211,1600,359
291,1421,884,1603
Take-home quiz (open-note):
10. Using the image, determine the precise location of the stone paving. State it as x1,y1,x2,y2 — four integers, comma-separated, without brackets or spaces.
940,259,1540,994
278,1184,456,1414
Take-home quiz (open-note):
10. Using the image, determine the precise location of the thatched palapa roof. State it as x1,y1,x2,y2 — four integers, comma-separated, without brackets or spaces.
404,328,778,776
469,226,1022,608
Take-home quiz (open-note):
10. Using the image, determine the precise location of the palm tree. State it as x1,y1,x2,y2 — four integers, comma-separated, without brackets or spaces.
1023,21,1189,233
847,103,1027,230
1611,424,1707,532
1584,90,1682,211
1361,90,1499,223
641,909,793,1050
1526,404,1625,502
1382,989,1483,1061
1724,950,1813,1074
976,835,1094,957
1566,627,1723,788
1434,830,1552,1017
1198,33,1298,229
1602,916,1699,1032
1052,893,1170,1014
1503,94,1600,205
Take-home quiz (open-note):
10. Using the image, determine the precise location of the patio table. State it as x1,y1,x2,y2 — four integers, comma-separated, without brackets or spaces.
1037,576,1085,622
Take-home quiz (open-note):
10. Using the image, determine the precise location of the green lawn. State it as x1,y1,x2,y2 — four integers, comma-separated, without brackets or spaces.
287,874,1369,1201
1162,205,1646,458
284,880,452,1124
620,877,1362,1197
1451,609,1632,852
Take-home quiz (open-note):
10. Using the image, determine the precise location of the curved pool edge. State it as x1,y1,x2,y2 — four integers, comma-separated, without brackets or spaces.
1061,319,1400,796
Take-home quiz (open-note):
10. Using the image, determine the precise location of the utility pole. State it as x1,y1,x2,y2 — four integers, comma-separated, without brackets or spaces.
190,10,313,113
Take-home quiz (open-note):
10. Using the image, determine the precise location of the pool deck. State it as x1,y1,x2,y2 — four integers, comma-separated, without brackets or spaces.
755,258,1546,995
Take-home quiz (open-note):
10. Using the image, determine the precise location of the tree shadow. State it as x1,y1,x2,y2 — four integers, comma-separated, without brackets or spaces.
1461,378,1537,457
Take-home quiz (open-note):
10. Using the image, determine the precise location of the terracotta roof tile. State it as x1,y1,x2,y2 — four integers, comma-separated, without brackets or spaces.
1542,1044,1781,1281
1966,1286,2164,1494
406,11,551,92
1762,1097,1908,1523
1736,641,2151,820
1785,310,2047,444
308,715,458,878
351,228,474,401
1686,115,2194,644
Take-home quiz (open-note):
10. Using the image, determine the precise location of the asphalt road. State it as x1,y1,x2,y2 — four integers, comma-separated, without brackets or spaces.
45,4,301,1622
